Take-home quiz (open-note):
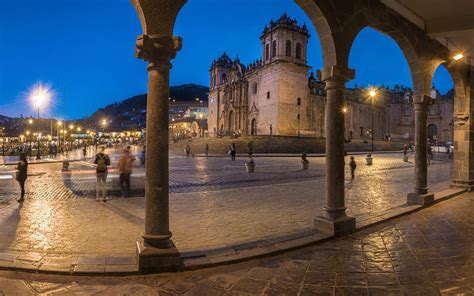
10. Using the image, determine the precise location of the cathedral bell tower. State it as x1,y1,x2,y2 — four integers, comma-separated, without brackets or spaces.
210,52,233,90
260,13,310,66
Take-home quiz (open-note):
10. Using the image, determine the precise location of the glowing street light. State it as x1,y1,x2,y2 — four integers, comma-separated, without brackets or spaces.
29,83,53,160
453,53,464,61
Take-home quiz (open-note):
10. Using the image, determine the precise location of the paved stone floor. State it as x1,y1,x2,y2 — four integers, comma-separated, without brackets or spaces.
0,193,472,295
0,148,453,256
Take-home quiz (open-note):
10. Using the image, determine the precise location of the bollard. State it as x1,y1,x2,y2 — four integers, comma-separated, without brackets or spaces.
62,159,70,172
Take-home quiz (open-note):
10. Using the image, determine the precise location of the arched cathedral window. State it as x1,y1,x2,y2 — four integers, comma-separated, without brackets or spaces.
286,40,292,57
221,73,227,83
272,40,277,58
265,44,270,60
297,97,301,105
296,43,302,59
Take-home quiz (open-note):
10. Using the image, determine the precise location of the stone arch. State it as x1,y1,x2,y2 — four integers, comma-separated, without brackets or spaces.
341,0,432,97
347,24,422,95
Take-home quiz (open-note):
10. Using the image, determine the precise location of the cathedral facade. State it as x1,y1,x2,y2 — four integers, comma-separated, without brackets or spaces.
207,14,454,143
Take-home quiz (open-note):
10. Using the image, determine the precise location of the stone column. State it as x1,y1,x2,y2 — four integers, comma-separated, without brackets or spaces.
407,95,434,205
135,34,183,273
314,65,356,236
452,65,474,191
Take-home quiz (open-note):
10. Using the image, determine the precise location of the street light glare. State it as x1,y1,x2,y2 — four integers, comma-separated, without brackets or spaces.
369,90,377,97
453,53,464,61
29,82,53,111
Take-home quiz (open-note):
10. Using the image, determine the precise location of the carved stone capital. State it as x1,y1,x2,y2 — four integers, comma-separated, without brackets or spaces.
135,34,182,67
318,65,355,83
412,95,432,105
454,113,469,126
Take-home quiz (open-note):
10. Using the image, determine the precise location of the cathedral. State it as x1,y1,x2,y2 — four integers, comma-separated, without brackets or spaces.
207,14,454,143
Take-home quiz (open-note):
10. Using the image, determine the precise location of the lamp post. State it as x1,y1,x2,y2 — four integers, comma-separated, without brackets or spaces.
369,89,377,153
57,121,62,148
30,84,51,160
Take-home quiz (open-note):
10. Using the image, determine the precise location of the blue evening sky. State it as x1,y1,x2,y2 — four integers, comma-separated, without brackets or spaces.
0,0,453,119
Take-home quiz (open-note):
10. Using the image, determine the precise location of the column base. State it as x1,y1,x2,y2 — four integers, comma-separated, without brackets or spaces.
407,192,434,205
451,180,474,192
314,215,356,236
137,241,183,274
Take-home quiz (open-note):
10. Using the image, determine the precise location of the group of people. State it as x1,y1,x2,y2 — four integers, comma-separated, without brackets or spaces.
14,145,140,203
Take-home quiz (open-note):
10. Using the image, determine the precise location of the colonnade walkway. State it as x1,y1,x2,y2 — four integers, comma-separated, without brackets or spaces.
0,191,472,295
0,150,454,262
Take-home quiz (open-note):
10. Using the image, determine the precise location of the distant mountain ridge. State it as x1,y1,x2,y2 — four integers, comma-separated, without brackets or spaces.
80,83,209,130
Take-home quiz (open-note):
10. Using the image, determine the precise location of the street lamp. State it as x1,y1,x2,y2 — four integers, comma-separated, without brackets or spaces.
369,89,377,153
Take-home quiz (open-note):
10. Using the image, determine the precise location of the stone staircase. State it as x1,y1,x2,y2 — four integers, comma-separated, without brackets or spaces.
170,136,405,155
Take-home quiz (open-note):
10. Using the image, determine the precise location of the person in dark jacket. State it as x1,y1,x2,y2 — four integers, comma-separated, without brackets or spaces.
94,147,111,202
16,152,28,202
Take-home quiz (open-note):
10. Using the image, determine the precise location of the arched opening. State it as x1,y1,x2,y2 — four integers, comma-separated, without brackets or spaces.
251,118,257,135
429,64,454,145
271,40,277,58
228,110,234,132
286,40,292,57
170,0,332,250
346,26,453,211
295,43,302,59
428,124,438,140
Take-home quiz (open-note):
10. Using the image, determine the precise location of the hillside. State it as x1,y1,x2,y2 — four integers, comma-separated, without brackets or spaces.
81,84,209,130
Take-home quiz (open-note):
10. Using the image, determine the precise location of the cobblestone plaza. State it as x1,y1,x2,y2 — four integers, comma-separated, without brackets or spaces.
0,149,453,254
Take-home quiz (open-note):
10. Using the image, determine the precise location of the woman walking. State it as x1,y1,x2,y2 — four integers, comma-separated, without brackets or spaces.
16,152,28,202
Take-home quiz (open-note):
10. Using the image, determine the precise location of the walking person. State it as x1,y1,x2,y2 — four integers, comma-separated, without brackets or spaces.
16,152,28,202
118,146,136,197
349,156,357,180
230,143,236,161
205,143,209,158
427,144,433,165
94,146,111,202
140,145,146,166
185,144,191,157
82,145,87,159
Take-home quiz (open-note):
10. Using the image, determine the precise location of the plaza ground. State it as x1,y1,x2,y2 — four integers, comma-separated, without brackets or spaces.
0,149,453,255
0,193,472,295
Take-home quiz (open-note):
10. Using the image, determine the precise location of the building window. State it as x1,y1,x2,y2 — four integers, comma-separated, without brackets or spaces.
267,91,270,99
221,73,227,83
428,124,438,139
297,98,301,105
272,40,276,58
297,114,301,119
296,43,302,59
253,83,258,94
265,44,270,60
402,105,411,116
285,40,292,57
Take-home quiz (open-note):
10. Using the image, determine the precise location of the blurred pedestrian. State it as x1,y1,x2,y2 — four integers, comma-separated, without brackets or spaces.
185,144,191,157
140,145,146,166
349,156,357,180
16,152,28,202
118,146,136,197
205,144,209,158
427,144,433,165
230,143,236,161
94,146,111,202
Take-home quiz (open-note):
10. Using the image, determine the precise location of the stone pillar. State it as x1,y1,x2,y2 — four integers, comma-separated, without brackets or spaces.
451,65,474,191
135,34,183,273
407,95,434,205
314,65,356,236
